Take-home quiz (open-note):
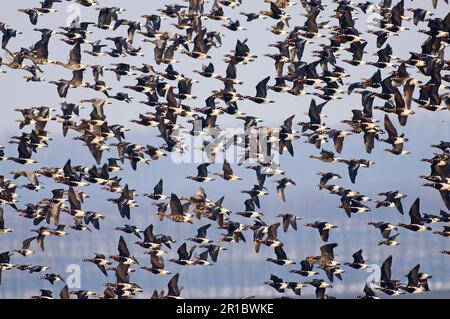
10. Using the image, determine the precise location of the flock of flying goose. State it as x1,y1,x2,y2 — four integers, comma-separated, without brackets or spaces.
0,0,449,299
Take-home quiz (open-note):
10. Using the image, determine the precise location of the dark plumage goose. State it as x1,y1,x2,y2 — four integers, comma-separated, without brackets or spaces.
17,9,43,26
107,185,138,219
216,160,242,181
217,221,246,243
317,172,341,189
304,221,338,242
266,246,295,266
320,265,345,283
194,62,220,79
398,198,432,232
144,179,168,200
109,236,139,265
309,149,341,163
165,273,182,299
356,283,379,299
134,224,161,250
400,264,431,293
337,158,375,184
186,163,214,182
264,274,288,293
304,279,333,299
0,23,21,49
367,221,398,239
381,115,410,155
52,43,88,71
200,244,227,262
273,177,296,202
31,289,54,299
378,233,401,247
244,76,274,104
162,193,193,224
344,249,369,270
0,208,14,234
422,182,450,210
254,222,283,253
141,252,171,275
376,255,403,296
306,243,339,267
14,237,35,256
40,273,65,285
241,185,269,209
289,260,319,277
276,213,301,232
187,224,212,244
259,2,291,24
433,226,450,237
83,253,112,276
169,242,196,266
375,190,407,215
237,199,263,219
114,225,142,239
0,251,14,284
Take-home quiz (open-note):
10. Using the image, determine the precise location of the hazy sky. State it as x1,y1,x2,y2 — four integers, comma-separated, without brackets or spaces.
0,0,449,298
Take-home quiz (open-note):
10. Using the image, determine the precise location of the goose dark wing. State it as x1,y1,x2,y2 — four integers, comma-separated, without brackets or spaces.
318,226,330,242
68,187,81,211
196,224,211,239
255,76,270,98
177,243,189,260
407,264,420,287
204,62,214,73
22,237,35,250
153,179,163,195
223,160,233,177
381,255,393,287
267,223,280,241
393,198,404,215
197,163,209,178
332,132,344,154
315,287,325,299
363,283,376,297
308,99,321,126
226,61,237,79
170,193,184,216
301,260,313,271
409,197,422,225
380,224,393,239
59,285,70,299
118,236,130,257
320,149,334,160
404,78,416,109
440,190,450,210
168,273,180,297
384,115,398,141
244,199,256,212
320,243,337,261
348,160,360,184
274,246,287,260
0,251,11,264
363,132,376,154
281,215,291,232
69,43,82,65
352,249,365,264
0,208,4,229
143,224,155,243
116,263,130,284
276,184,286,202
270,2,282,15
150,253,165,270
